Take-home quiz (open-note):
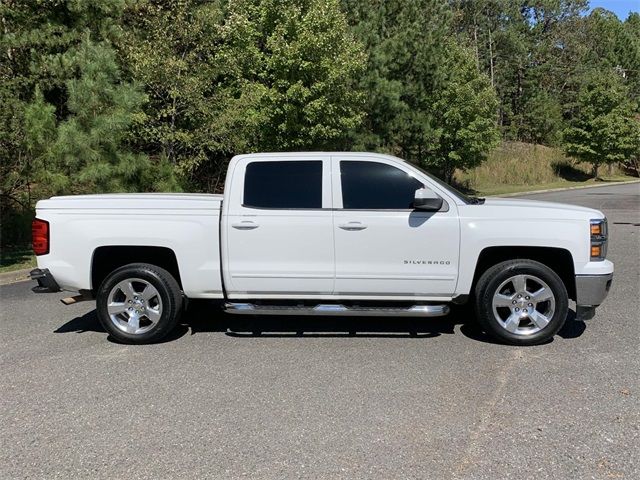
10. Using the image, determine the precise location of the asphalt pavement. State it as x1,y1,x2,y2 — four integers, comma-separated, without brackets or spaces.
1,182,639,479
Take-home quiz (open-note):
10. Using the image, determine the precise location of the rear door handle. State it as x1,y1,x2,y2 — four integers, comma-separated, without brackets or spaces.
232,221,259,230
338,222,367,231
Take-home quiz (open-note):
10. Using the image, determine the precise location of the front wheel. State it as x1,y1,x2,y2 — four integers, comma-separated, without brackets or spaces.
474,259,568,346
96,263,183,344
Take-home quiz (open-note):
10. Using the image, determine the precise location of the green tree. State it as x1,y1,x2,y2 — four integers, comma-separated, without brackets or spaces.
2,0,177,200
120,0,258,192
520,91,564,145
121,0,365,192
563,73,638,178
427,42,500,183
583,9,640,103
27,36,178,194
342,0,452,161
257,0,366,151
0,0,70,211
624,13,640,101
624,114,640,177
451,0,589,143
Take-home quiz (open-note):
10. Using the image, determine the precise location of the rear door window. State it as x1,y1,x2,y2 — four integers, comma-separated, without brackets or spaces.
244,161,323,209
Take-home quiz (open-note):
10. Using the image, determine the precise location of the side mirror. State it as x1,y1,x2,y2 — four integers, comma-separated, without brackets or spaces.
413,188,443,211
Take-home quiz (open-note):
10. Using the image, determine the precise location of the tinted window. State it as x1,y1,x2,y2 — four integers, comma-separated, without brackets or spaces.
340,161,423,209
244,161,322,209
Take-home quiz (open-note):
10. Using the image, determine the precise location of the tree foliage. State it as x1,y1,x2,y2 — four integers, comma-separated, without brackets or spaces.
119,0,365,192
563,73,639,177
119,0,255,192
451,0,640,174
2,0,179,202
30,36,181,194
342,0,452,160
452,0,591,144
2,0,640,246
257,0,366,151
427,41,500,182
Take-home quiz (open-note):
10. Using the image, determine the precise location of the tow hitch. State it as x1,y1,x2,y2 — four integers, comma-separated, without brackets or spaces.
29,268,61,293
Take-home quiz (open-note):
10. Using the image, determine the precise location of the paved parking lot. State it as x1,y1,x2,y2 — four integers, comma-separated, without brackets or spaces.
1,183,639,479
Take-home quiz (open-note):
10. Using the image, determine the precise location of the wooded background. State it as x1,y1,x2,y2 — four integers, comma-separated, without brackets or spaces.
1,0,639,248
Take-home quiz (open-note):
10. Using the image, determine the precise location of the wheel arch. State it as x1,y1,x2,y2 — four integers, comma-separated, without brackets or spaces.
471,246,576,301
91,246,182,292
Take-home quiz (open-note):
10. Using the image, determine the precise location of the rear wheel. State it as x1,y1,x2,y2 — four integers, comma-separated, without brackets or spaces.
474,259,568,345
96,263,183,344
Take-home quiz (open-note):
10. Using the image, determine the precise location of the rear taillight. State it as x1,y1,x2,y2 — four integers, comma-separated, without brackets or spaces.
32,219,49,256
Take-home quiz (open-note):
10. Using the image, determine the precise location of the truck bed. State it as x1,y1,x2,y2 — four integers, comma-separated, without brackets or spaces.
37,193,224,211
35,193,225,298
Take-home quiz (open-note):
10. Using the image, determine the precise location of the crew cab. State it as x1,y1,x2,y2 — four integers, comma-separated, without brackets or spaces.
30,152,613,345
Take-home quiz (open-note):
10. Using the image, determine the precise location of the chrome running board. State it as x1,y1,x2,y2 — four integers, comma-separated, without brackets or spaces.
224,303,449,317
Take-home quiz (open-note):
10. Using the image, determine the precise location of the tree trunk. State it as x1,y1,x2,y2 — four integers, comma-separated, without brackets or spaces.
473,21,480,69
592,163,599,179
443,164,455,185
168,95,177,164
488,26,495,88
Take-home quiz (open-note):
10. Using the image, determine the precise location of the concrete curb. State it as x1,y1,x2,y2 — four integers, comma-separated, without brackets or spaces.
0,268,32,286
493,179,640,197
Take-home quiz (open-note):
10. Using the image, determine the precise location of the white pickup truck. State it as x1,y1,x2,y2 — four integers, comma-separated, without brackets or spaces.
30,152,613,345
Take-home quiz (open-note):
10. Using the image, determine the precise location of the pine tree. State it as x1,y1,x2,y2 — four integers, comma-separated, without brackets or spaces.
341,0,452,161
19,0,178,195
624,13,640,101
451,0,590,144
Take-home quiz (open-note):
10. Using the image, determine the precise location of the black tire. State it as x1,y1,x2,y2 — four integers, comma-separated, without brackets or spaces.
474,259,568,346
96,263,183,344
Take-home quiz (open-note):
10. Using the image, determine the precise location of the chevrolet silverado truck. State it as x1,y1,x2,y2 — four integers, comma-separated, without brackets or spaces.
29,152,613,345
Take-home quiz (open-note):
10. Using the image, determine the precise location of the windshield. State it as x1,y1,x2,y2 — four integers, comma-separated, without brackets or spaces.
410,164,478,204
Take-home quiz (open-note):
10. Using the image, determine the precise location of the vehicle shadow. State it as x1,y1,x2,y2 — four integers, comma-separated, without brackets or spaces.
54,302,585,344
53,309,191,344
188,301,472,339
459,308,584,345
55,309,104,334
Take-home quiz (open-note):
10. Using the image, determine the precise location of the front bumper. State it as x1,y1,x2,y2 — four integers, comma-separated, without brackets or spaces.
29,268,61,293
575,273,613,307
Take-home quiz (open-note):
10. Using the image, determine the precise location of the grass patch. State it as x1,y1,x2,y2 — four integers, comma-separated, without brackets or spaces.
0,248,36,274
474,176,634,196
456,141,638,196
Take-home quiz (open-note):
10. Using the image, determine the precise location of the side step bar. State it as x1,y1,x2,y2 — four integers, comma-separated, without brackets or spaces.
224,303,449,317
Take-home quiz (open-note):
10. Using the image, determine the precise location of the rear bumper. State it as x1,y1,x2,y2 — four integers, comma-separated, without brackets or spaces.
29,268,61,293
575,273,613,307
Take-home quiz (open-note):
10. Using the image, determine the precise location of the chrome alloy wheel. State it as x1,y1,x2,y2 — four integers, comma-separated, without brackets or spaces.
107,278,162,335
491,274,556,336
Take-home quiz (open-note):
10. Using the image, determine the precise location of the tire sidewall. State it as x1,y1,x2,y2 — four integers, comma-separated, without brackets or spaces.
96,264,181,344
476,261,569,345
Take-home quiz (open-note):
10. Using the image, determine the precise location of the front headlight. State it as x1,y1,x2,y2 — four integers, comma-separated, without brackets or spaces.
590,218,608,261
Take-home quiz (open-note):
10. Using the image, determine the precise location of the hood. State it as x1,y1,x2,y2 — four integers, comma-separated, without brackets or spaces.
479,197,604,219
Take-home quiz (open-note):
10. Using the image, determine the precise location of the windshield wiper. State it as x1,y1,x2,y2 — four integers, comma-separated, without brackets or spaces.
469,197,485,205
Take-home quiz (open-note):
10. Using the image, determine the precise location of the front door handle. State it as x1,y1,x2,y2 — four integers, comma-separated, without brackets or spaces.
232,221,259,230
338,222,367,231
